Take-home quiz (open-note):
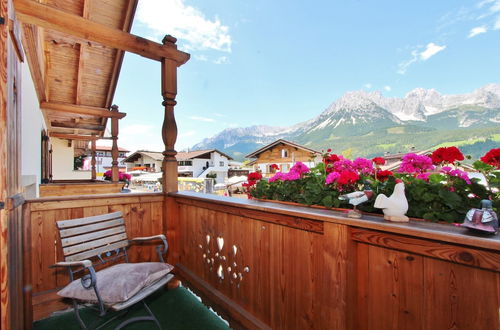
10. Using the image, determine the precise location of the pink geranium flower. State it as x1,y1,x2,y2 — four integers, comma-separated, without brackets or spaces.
353,157,374,175
325,172,341,185
290,161,310,174
398,153,434,174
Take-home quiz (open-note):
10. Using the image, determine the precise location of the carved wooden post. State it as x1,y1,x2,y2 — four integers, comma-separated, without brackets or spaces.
161,35,178,193
110,104,119,182
91,138,96,180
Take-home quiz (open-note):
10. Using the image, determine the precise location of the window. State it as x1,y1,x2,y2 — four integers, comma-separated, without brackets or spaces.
219,161,224,166
178,161,193,166
281,149,288,158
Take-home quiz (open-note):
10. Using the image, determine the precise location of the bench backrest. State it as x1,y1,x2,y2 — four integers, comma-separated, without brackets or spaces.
56,211,129,262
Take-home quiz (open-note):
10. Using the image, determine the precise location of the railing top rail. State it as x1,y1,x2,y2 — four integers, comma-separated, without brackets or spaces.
170,191,500,252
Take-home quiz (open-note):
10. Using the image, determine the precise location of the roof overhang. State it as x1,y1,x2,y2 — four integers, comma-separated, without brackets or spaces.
15,0,190,143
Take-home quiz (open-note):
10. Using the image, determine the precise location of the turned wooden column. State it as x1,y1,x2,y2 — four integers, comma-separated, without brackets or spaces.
110,104,119,182
91,138,96,180
161,35,179,193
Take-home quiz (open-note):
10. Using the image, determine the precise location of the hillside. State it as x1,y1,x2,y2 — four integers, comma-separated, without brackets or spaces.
191,84,500,161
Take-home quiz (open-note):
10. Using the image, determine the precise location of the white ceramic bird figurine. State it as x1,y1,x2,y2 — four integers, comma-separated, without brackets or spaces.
374,179,409,222
339,183,373,218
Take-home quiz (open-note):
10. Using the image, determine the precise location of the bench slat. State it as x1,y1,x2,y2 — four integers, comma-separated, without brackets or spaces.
63,233,128,256
57,211,123,228
61,226,127,247
65,240,129,262
59,218,125,238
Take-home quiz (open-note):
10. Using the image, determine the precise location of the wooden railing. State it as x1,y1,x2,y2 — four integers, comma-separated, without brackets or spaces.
22,191,500,329
23,193,165,322
39,181,124,197
169,192,500,330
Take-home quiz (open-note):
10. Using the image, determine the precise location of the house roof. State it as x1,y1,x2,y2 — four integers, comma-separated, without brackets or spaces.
20,0,137,142
177,149,233,161
95,146,130,152
245,139,322,159
123,149,233,163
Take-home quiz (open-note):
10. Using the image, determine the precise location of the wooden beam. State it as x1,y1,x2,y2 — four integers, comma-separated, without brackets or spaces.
50,121,105,131
75,43,86,105
49,133,98,141
41,102,126,119
105,0,138,108
14,0,190,65
20,23,47,102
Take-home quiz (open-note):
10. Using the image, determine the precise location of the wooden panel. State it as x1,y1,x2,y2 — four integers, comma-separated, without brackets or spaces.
57,211,122,228
351,228,500,272
171,194,500,330
361,245,424,329
175,202,348,329
254,146,317,165
423,258,500,329
23,193,167,321
39,182,124,197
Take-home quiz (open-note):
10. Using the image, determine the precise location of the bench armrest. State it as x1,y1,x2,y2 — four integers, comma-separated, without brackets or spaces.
130,234,168,262
130,234,166,242
50,260,92,268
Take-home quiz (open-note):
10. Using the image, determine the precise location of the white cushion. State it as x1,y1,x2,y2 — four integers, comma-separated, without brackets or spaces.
57,262,173,304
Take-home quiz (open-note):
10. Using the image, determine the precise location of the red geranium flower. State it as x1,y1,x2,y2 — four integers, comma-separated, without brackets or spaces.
270,164,279,171
431,147,464,164
247,171,263,181
372,157,386,166
376,170,393,182
481,148,500,169
337,170,359,186
323,154,341,173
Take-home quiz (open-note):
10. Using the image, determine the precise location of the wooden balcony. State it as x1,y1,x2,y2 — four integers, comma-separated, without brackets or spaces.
22,191,500,329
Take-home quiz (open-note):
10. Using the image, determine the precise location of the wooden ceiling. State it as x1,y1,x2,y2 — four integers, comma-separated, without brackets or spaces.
20,0,136,141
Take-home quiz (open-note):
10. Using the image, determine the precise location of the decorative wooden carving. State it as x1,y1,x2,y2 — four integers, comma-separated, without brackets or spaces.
200,234,251,288
110,104,119,182
161,35,179,193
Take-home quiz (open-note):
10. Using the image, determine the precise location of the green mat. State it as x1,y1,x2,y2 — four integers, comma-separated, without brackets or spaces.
33,287,230,330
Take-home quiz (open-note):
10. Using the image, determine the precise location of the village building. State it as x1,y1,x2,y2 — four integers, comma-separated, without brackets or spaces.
246,139,322,176
123,149,233,184
82,145,129,174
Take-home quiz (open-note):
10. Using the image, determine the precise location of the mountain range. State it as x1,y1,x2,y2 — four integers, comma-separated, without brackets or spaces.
191,84,500,161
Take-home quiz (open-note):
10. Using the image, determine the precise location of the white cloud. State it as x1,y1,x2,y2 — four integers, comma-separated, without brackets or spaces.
194,54,208,61
213,56,229,64
397,50,419,74
468,26,488,37
495,15,500,29
137,0,232,53
384,86,392,91
364,83,372,89
397,43,446,74
420,43,446,60
188,116,216,123
491,0,500,12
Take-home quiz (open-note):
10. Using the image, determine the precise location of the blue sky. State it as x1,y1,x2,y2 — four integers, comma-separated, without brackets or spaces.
112,0,500,152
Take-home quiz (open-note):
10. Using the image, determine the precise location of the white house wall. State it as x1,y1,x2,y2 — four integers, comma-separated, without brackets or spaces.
20,61,46,198
51,138,91,180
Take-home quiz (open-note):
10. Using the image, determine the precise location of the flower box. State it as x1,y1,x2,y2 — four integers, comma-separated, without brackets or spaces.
245,147,500,224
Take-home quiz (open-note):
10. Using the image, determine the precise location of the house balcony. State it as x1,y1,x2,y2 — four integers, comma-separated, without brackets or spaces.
20,190,500,329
